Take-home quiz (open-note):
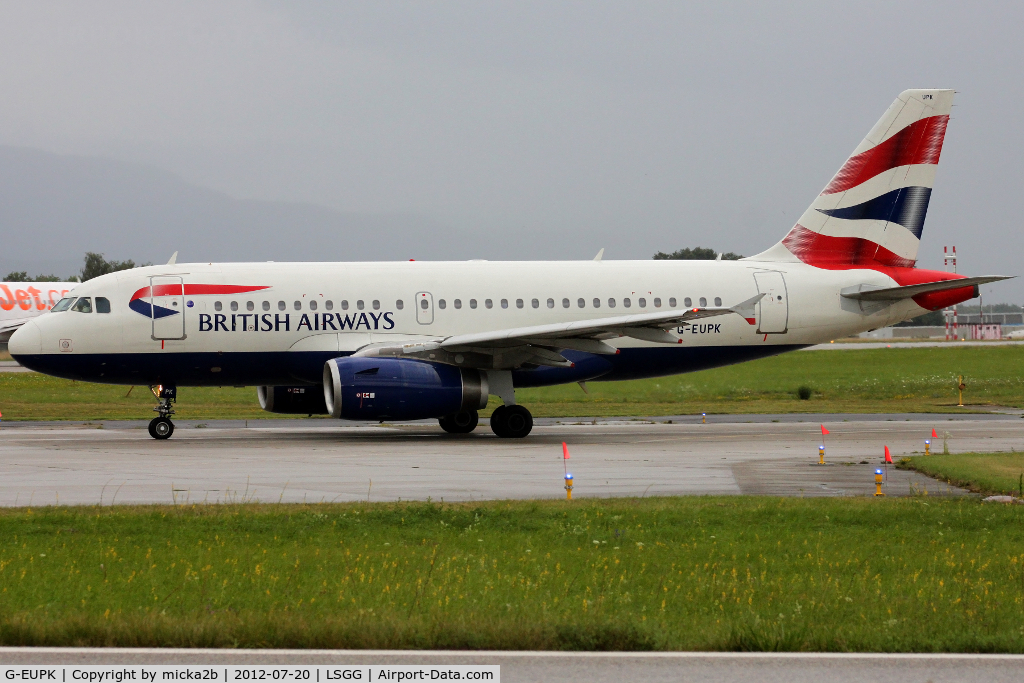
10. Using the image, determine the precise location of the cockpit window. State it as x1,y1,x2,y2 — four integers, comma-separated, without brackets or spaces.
71,297,93,313
51,297,75,312
96,297,111,313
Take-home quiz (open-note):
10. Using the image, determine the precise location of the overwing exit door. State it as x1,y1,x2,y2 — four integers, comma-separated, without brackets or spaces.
753,271,789,334
150,276,186,340
416,291,434,324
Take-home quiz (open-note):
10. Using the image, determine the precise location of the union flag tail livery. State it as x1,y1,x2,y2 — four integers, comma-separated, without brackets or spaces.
8,89,1012,440
758,89,953,269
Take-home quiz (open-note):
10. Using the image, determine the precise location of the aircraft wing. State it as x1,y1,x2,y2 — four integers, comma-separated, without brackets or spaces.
353,294,763,369
440,293,764,351
841,276,1012,301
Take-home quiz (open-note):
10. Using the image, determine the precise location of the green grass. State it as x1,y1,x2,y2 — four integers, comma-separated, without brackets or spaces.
2,497,1024,652
899,453,1024,497
1,346,1022,420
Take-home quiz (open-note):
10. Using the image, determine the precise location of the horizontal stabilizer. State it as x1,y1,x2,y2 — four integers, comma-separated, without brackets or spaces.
841,275,1012,301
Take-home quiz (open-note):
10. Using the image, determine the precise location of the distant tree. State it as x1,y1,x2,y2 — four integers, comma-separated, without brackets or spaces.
2,271,65,282
81,252,147,281
653,247,744,260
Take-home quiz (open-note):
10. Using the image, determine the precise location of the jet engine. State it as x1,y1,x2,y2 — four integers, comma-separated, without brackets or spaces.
322,357,488,421
257,385,328,414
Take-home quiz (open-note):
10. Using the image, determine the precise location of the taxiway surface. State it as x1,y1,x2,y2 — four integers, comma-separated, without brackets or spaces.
1,415,1018,506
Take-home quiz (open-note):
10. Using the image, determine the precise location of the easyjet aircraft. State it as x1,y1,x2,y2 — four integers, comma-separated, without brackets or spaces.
9,89,1010,439
0,281,78,344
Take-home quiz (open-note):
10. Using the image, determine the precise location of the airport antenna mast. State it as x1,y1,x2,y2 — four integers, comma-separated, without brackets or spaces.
944,246,958,340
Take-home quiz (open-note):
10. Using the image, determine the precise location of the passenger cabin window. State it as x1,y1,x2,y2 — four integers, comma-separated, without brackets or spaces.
699,297,707,307
293,301,301,311
71,297,92,313
341,300,349,310
51,297,75,312
516,299,524,309
577,298,585,308
215,301,223,312
654,297,662,307
439,299,447,309
278,301,286,311
531,299,539,309
357,300,365,310
396,300,404,310
325,300,333,311
420,299,429,310
373,300,380,310
547,298,554,309
684,297,692,307
669,297,677,307
470,299,477,309
262,301,270,311
592,298,600,308
638,298,647,308
623,298,631,308
501,299,509,309
246,301,254,311
562,298,570,308
714,297,722,306
231,301,238,312
96,297,111,313
454,299,462,309
485,299,493,309
309,300,317,311
608,298,616,308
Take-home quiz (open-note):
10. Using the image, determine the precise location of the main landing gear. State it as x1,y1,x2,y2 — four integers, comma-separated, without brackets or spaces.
490,405,533,438
148,384,177,440
439,409,479,434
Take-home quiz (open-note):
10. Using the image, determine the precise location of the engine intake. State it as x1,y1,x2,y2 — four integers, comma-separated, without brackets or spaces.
323,357,488,421
258,385,328,414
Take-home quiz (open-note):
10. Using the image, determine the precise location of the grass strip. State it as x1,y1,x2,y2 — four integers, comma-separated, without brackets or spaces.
899,452,1024,497
1,346,1022,420
2,497,1023,652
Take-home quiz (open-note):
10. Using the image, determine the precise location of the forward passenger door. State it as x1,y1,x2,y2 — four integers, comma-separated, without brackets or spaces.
150,276,186,340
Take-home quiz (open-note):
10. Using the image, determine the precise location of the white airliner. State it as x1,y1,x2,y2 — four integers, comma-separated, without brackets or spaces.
0,281,78,344
9,89,1010,440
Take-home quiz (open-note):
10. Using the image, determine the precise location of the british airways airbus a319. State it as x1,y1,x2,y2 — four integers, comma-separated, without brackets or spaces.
8,89,1010,439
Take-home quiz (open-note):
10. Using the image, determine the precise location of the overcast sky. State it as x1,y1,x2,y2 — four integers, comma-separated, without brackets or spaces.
1,1,1021,300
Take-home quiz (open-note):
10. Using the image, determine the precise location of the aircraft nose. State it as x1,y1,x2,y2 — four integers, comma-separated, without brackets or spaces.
8,320,41,356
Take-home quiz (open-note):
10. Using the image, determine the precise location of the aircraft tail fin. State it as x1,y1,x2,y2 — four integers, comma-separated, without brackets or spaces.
752,89,954,269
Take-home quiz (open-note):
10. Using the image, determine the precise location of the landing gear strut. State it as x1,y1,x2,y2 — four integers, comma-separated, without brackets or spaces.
439,410,479,434
148,384,176,440
490,405,533,438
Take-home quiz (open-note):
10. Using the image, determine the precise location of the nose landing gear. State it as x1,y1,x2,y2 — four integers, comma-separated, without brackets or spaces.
148,384,176,440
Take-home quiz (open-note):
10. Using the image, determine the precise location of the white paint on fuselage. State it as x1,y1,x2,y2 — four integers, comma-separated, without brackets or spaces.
12,259,921,363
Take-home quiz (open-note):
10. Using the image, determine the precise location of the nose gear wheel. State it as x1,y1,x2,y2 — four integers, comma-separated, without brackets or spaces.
148,384,177,440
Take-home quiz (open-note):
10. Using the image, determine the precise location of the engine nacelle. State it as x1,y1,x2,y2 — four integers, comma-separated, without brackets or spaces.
257,385,328,414
323,357,488,421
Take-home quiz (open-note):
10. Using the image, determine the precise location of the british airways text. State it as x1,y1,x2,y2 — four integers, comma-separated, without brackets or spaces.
198,312,395,332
